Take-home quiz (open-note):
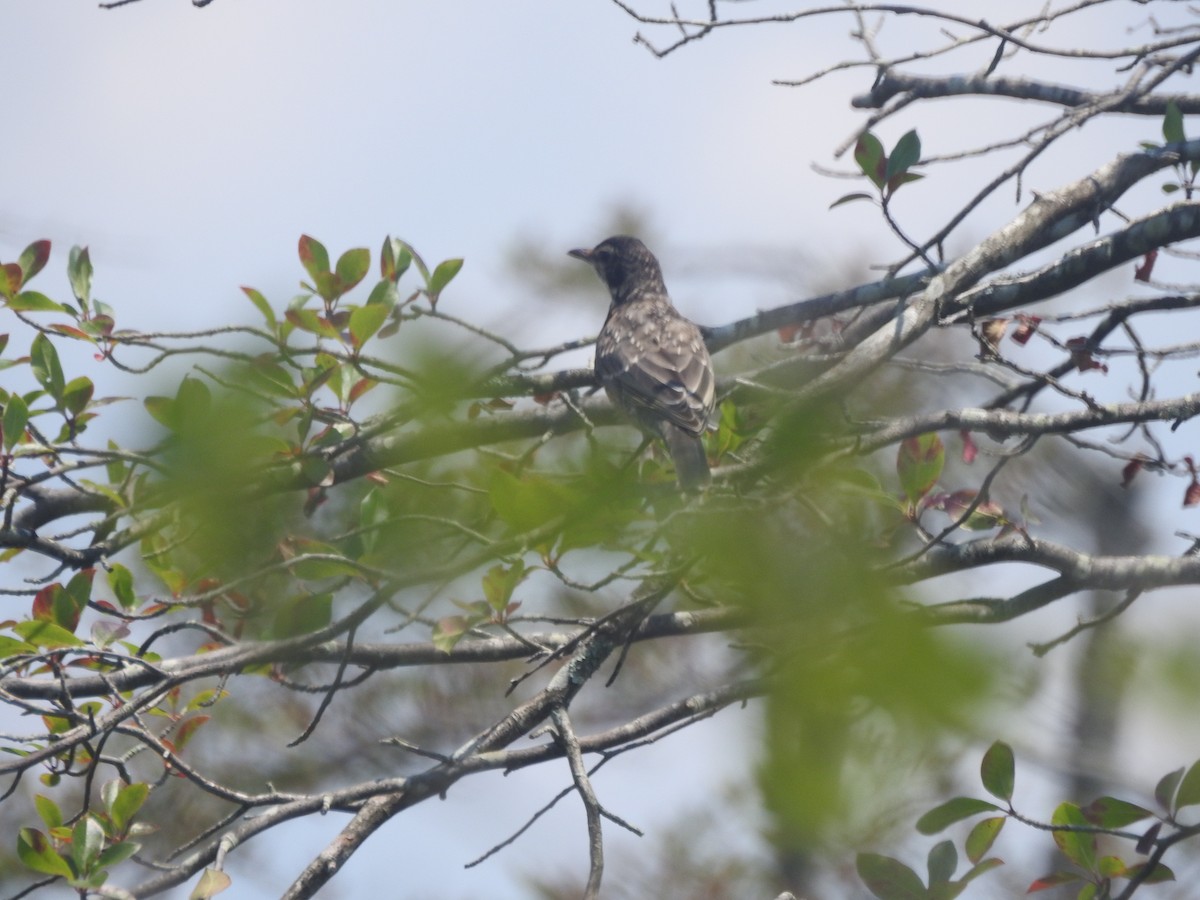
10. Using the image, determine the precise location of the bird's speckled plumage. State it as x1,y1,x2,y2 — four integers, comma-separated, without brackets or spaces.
569,236,715,490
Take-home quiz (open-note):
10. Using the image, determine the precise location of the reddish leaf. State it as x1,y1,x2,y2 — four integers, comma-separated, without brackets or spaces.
1184,479,1200,507
1134,249,1158,282
533,392,560,406
174,715,210,751
18,240,51,282
1027,871,1082,892
1011,314,1041,345
1066,337,1109,374
1121,458,1143,488
0,263,23,298
960,430,978,464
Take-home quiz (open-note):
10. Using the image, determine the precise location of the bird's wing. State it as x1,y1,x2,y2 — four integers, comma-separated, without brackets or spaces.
597,307,714,436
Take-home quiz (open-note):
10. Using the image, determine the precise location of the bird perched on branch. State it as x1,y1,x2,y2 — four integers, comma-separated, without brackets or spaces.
569,235,715,491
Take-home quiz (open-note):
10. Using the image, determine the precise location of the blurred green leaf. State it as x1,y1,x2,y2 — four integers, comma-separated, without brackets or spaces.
18,240,51,283
1155,766,1183,812
980,740,1014,802
68,245,93,308
349,302,389,349
9,291,68,313
964,816,1004,864
427,257,464,301
927,840,957,884
3,393,29,452
1173,758,1200,810
1163,100,1185,144
481,560,529,614
1080,796,1153,828
62,376,94,417
241,286,276,327
30,333,66,401
855,132,886,188
14,618,84,649
1051,802,1096,873
897,433,944,505
886,129,921,182
298,235,331,285
916,797,1001,834
856,852,926,900
335,248,370,294
831,191,877,209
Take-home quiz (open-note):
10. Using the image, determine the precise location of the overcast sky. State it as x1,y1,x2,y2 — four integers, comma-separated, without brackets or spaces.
7,2,1200,898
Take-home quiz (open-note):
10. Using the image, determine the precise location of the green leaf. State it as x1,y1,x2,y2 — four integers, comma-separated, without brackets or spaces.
298,235,331,285
348,302,390,349
432,615,470,653
380,236,412,283
1163,99,1185,145
9,291,68,313
62,376,94,417
980,740,1014,802
96,839,141,869
830,192,877,209
272,593,332,638
886,129,922,182
189,867,232,899
1051,802,1096,873
144,396,176,430
3,393,29,452
965,816,1004,864
241,286,276,327
30,333,66,401
1174,758,1200,810
927,840,957,884
897,433,944,505
481,561,529,614
284,307,340,339
335,248,370,294
856,852,927,900
13,619,84,649
0,634,36,656
427,257,464,301
110,782,149,834
18,827,73,878
1121,861,1174,884
68,246,93,309
1080,796,1154,828
489,470,571,532
957,857,1003,886
34,794,63,830
18,240,51,283
855,132,886,188
72,816,104,876
1155,766,1184,812
916,797,1001,834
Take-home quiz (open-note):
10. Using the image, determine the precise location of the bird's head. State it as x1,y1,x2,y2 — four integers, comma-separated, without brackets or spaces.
568,235,666,304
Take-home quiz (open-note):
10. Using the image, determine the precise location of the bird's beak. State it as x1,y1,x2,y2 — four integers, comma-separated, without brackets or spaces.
567,248,592,262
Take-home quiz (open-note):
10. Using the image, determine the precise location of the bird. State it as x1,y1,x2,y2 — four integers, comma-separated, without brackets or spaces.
568,235,716,491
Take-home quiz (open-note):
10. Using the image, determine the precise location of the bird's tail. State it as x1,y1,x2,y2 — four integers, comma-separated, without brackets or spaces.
661,423,710,492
